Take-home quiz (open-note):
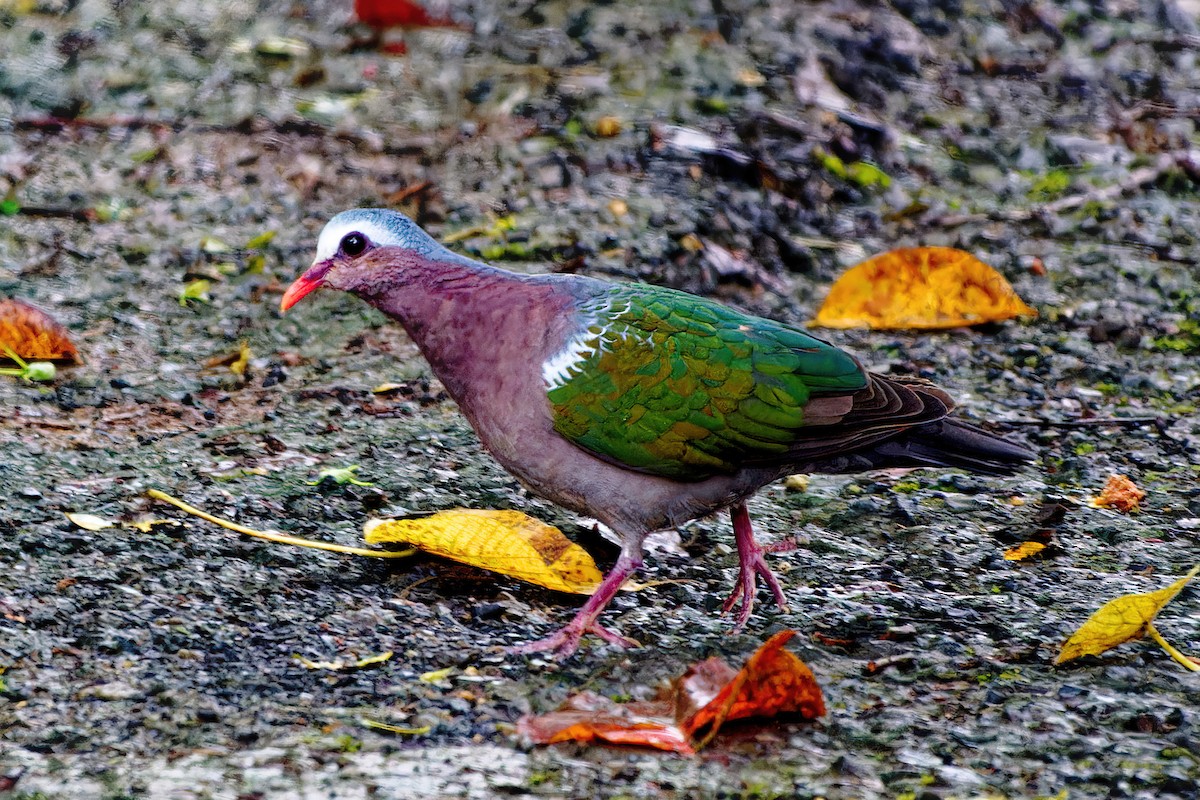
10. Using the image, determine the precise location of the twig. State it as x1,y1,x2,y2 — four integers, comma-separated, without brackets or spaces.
15,115,176,132
998,416,1162,429
13,206,96,221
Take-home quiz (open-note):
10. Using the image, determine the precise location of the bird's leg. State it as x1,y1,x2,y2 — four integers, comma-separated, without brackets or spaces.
721,501,789,627
509,547,643,659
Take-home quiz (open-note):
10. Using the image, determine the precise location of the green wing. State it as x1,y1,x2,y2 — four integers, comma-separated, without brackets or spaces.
545,283,867,480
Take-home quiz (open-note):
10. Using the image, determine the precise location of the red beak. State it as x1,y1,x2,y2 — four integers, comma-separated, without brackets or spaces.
279,264,327,312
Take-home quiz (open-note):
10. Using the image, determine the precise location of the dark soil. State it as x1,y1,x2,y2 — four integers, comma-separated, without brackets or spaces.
2,1,1200,797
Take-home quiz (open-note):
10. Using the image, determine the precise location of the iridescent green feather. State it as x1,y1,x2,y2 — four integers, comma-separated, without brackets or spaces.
546,282,867,480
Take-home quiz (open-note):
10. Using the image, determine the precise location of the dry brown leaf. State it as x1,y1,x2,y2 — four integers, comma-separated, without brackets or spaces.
1056,565,1200,666
364,509,602,594
812,247,1036,330
517,630,824,754
0,298,79,362
1089,474,1146,513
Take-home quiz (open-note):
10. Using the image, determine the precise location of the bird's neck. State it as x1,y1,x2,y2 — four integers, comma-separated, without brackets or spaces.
363,254,570,405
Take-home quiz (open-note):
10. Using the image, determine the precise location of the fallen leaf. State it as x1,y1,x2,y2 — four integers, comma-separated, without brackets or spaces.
679,630,825,748
355,0,457,28
518,630,824,754
295,650,393,671
1056,565,1200,667
126,519,176,533
1089,474,1146,513
519,691,692,753
244,230,277,250
204,341,252,376
365,510,602,594
0,298,79,362
812,247,1037,330
65,512,116,531
309,464,373,486
419,666,455,683
1004,541,1046,561
179,279,212,307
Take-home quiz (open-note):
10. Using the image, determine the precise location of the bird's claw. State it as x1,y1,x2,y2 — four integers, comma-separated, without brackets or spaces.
508,622,640,658
723,502,789,628
721,551,789,628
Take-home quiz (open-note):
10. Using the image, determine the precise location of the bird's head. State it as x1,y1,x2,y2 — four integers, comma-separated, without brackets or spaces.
280,208,445,311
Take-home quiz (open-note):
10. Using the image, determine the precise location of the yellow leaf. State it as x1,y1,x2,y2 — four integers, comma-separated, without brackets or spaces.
126,519,175,533
1004,541,1046,561
812,247,1037,330
1056,566,1200,664
419,666,455,683
364,509,602,594
229,341,252,377
66,512,115,531
295,650,393,671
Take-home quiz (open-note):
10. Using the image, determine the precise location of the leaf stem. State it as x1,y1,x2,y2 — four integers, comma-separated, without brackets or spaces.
146,488,415,558
1146,622,1200,672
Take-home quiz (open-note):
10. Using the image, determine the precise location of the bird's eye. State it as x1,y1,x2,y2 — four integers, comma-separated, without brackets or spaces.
340,232,368,257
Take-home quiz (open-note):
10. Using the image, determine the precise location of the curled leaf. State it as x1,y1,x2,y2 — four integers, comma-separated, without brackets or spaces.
812,247,1036,330
0,298,79,362
1089,474,1146,513
1056,565,1200,666
518,630,824,754
679,630,826,748
365,510,602,594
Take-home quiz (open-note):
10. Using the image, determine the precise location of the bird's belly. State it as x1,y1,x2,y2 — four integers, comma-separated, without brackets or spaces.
475,413,771,536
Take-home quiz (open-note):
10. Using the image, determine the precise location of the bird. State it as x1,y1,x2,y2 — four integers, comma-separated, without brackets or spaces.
281,208,1034,658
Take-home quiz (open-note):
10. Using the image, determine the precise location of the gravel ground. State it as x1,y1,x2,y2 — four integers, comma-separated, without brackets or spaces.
2,1,1200,797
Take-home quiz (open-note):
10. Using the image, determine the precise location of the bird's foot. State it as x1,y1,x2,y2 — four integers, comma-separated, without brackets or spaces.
722,502,790,629
721,552,788,628
508,621,641,659
508,548,643,659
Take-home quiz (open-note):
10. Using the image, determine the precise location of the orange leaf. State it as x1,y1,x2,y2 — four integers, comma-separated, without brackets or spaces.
518,630,824,753
517,692,693,754
1089,474,1146,513
0,298,79,362
812,247,1036,330
680,630,825,748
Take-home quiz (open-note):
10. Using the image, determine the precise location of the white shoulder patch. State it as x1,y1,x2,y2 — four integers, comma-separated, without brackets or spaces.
542,328,600,390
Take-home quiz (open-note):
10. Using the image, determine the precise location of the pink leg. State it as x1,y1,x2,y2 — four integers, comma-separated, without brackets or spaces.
721,502,789,628
509,547,643,659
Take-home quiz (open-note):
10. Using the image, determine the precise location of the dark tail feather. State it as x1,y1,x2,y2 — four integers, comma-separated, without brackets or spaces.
869,419,1035,476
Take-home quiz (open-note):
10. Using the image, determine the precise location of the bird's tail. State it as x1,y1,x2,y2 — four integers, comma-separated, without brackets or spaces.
869,418,1034,476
